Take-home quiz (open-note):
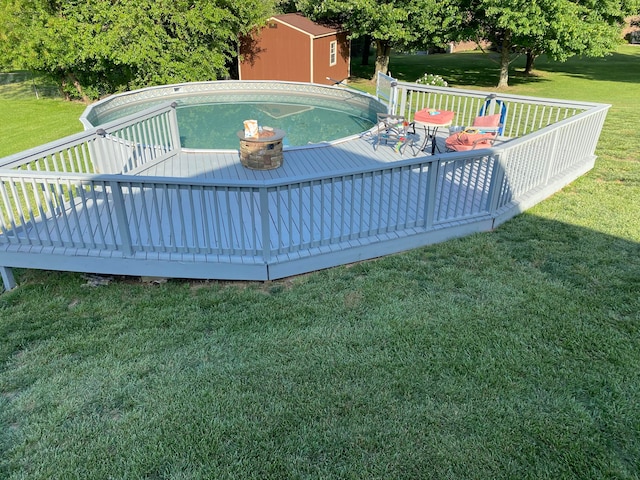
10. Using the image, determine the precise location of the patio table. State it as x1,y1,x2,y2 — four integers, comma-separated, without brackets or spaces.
413,109,455,155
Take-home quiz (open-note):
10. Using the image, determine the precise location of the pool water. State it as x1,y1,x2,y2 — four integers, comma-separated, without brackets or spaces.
176,102,375,149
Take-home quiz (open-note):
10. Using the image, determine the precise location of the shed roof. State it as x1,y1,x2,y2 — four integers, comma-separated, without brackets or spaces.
272,13,345,38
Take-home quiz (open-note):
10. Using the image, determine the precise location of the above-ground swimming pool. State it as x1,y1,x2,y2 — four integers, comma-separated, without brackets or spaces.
176,100,374,149
81,81,385,149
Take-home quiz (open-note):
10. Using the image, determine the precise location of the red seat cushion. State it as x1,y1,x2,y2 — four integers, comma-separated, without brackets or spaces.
414,109,455,125
445,131,496,151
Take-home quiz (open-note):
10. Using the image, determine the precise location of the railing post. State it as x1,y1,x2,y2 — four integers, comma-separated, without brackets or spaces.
487,151,508,215
168,102,182,150
91,128,111,174
260,186,271,262
109,181,133,256
542,129,560,186
1,266,17,291
424,159,439,228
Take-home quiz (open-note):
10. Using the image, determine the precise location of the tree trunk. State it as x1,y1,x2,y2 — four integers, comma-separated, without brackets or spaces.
66,72,91,103
372,39,391,80
361,34,371,66
524,50,537,75
497,35,512,88
59,77,71,101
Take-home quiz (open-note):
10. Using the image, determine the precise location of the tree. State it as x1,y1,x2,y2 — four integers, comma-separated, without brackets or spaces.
453,0,560,88
455,0,639,88
0,0,277,101
296,0,456,79
523,0,640,74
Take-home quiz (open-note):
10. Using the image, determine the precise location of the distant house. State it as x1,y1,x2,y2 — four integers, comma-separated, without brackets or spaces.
447,40,490,53
239,13,350,85
623,16,640,44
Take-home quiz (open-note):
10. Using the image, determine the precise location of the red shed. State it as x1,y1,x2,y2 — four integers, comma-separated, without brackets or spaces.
239,13,350,85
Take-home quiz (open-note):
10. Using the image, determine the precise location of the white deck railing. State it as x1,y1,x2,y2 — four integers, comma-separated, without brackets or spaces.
0,102,180,175
391,81,591,138
0,82,610,289
0,103,181,262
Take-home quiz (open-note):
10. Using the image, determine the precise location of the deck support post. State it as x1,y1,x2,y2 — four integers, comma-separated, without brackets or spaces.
1,266,17,291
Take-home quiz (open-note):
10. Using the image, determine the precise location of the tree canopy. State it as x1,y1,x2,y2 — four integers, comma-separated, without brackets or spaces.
0,0,277,100
1,0,638,96
453,0,640,87
295,0,638,86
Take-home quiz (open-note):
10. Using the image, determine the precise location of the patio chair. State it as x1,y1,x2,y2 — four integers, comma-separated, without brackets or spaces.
444,95,505,152
478,93,507,135
373,113,415,154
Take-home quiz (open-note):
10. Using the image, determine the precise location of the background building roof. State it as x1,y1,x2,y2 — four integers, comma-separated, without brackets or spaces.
272,13,345,38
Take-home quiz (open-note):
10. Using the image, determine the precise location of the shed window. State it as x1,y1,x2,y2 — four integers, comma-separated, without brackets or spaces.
329,41,337,66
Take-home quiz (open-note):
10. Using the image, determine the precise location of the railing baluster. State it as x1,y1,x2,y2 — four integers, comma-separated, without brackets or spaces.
284,186,291,252
18,176,38,245
32,177,53,246
212,187,222,253
0,180,17,242
76,183,97,249
64,178,84,247
200,186,211,251
260,186,271,262
187,186,200,253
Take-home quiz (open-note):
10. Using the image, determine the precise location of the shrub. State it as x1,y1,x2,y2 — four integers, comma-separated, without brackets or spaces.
415,73,448,87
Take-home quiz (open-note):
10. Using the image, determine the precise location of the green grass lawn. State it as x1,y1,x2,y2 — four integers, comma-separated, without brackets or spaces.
1,48,639,479
0,73,86,158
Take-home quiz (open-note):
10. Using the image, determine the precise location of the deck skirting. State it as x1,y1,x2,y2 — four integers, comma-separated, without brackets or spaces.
0,215,495,286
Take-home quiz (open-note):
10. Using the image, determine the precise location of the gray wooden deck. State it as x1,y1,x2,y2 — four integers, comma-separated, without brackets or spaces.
1,82,609,290
1,131,496,283
129,131,493,254
135,130,432,180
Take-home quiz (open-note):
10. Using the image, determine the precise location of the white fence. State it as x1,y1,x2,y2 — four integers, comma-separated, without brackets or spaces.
0,81,610,290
